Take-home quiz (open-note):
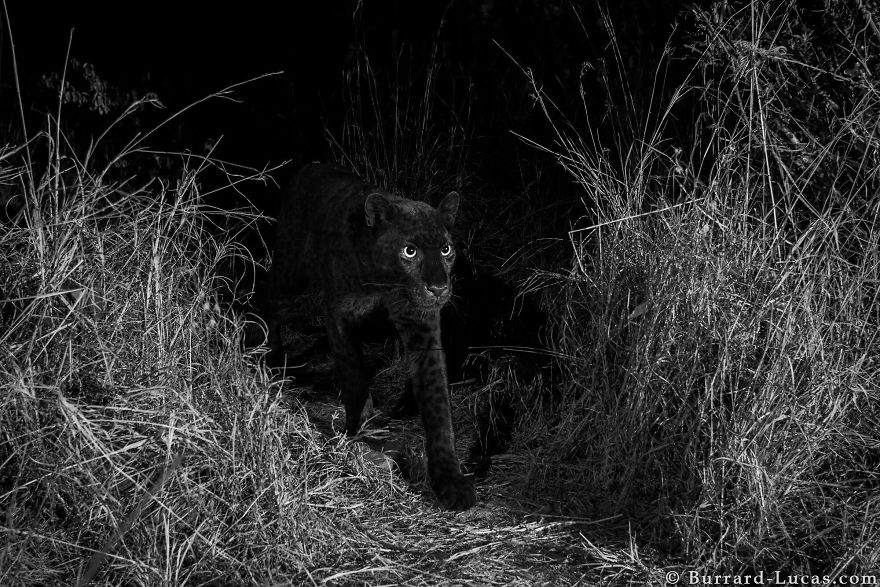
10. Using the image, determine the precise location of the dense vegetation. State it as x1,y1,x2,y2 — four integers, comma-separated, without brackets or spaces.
2,0,878,583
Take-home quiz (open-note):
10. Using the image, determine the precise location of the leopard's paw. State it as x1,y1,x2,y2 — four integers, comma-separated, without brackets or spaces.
432,472,476,511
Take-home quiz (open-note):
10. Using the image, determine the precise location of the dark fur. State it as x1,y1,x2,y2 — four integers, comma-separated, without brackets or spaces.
264,163,475,510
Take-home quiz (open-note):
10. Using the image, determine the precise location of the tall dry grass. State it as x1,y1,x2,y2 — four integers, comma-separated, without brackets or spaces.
512,0,880,574
0,85,415,584
327,4,471,205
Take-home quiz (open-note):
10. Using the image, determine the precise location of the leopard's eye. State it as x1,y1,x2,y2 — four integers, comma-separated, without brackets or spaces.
440,244,453,256
402,245,418,259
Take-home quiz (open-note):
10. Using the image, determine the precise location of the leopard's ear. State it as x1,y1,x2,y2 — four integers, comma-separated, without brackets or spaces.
438,191,460,226
364,193,394,227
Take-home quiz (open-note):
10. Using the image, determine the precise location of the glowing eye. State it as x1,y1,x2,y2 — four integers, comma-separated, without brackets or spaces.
402,245,418,259
440,244,453,256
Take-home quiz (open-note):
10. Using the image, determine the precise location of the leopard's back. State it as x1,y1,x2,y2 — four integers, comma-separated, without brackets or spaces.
270,164,376,299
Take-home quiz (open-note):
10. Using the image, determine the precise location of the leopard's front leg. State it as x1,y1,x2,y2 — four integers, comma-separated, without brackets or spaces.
394,311,476,511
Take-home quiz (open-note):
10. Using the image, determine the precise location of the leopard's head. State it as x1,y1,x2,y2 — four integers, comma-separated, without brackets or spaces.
364,190,459,310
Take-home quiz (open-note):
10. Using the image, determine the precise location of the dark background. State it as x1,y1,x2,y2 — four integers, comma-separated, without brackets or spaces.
2,0,694,214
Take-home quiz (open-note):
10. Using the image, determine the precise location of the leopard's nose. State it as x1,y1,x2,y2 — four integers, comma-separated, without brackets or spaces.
425,284,448,298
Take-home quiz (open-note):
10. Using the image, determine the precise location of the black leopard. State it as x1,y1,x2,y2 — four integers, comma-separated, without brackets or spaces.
263,163,476,511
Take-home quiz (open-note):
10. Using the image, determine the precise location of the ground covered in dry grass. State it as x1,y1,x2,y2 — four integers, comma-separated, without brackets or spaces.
3,0,880,585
